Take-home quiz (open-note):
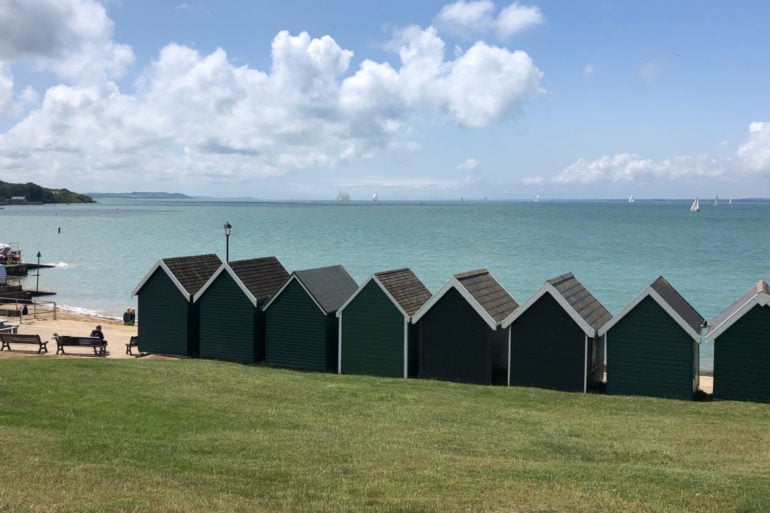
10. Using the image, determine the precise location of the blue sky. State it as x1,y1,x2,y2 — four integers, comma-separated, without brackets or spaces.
1,0,769,200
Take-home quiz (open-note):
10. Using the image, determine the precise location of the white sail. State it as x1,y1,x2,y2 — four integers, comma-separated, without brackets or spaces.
714,195,719,206
371,193,378,201
690,197,700,212
628,195,635,203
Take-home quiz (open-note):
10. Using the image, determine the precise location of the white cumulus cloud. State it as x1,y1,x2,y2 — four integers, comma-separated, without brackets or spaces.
737,122,770,173
0,0,134,84
435,1,543,39
0,64,13,119
554,153,727,185
553,121,770,187
0,3,543,191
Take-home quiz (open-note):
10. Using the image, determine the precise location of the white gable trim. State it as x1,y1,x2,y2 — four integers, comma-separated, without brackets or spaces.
583,334,588,393
501,283,595,336
192,263,258,306
707,294,770,343
411,277,497,330
338,314,343,375
131,259,191,301
507,328,512,386
337,274,411,378
336,275,410,319
598,286,701,341
402,319,409,379
261,274,326,315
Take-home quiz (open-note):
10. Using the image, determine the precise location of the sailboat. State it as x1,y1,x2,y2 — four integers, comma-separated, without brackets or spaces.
628,195,635,203
371,193,378,202
690,197,700,212
714,195,719,207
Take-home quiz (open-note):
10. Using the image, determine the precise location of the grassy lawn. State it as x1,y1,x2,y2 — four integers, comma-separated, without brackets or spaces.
1,358,769,513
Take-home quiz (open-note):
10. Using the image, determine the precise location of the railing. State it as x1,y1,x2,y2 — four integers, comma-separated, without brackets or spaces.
0,297,57,323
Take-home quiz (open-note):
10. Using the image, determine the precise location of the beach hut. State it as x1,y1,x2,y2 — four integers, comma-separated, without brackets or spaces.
337,268,431,378
132,254,222,357
194,256,289,364
707,280,770,403
598,276,704,399
411,269,518,385
502,272,611,393
263,265,357,372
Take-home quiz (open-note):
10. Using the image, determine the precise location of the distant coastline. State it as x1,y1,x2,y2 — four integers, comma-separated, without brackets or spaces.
87,192,193,199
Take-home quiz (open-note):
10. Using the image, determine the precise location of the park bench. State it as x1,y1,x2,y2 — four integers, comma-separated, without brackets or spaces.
0,333,48,353
126,335,140,355
0,324,19,334
54,335,107,357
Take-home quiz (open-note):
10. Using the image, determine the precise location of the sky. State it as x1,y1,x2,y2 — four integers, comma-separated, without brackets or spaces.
0,0,769,200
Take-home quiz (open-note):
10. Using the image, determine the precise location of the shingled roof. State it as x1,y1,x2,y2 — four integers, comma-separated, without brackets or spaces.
373,268,432,317
547,272,612,330
598,275,704,339
228,256,289,304
650,276,704,334
502,272,611,336
454,269,519,324
707,279,770,341
265,264,357,315
412,269,517,330
133,253,222,299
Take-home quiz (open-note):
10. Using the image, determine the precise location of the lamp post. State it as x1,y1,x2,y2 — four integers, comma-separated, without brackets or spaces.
35,251,41,293
223,221,232,262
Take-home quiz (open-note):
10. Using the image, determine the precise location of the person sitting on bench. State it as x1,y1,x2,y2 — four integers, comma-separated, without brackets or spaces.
90,325,108,348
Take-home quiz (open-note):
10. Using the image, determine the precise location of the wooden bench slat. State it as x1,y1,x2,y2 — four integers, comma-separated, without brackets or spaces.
126,336,139,355
54,335,107,357
0,333,48,353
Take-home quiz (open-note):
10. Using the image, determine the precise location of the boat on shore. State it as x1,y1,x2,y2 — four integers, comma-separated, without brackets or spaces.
0,243,54,276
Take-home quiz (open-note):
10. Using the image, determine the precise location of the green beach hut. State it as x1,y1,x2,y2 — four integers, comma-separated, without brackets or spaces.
598,276,704,399
132,254,222,357
707,280,770,403
411,269,518,385
263,265,357,372
194,256,289,364
502,272,611,393
337,268,432,378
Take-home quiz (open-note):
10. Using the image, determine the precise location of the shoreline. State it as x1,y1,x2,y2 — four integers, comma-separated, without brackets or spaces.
0,308,715,394
2,309,138,359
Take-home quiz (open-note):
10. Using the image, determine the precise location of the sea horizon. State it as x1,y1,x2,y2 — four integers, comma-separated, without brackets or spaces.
3,197,769,370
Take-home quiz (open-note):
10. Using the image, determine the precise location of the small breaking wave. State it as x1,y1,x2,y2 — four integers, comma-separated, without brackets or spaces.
57,304,121,321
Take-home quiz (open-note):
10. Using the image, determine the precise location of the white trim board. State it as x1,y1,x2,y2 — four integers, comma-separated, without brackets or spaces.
192,263,258,306
706,295,770,343
501,283,595,336
261,274,326,315
597,286,702,341
336,275,410,319
336,274,411,379
411,277,498,330
131,259,192,301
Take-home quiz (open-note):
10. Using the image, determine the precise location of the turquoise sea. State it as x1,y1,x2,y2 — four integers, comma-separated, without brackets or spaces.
2,198,769,369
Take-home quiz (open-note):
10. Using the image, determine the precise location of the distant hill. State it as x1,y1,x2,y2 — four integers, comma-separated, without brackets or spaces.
0,181,94,204
88,192,193,199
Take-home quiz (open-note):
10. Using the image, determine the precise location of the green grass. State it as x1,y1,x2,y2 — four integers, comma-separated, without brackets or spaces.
1,358,769,513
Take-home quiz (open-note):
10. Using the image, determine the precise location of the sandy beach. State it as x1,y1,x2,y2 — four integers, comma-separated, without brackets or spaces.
1,310,139,359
